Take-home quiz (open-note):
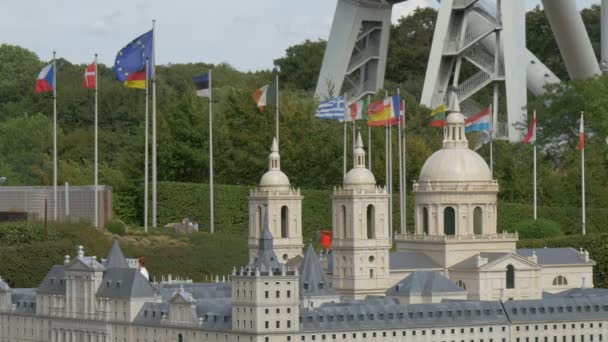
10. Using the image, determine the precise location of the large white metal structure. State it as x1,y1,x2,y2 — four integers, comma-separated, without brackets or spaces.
315,0,405,100
319,0,606,142
421,0,601,142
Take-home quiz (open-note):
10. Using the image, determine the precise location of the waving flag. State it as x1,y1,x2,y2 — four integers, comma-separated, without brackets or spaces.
315,96,345,120
114,30,153,87
192,73,210,98
367,95,400,127
347,97,369,122
35,63,54,93
83,62,96,89
319,230,332,249
523,112,537,144
576,113,585,150
465,106,491,133
429,104,446,128
252,78,277,111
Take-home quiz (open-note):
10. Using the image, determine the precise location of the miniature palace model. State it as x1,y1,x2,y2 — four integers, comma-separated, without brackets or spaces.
1,97,605,342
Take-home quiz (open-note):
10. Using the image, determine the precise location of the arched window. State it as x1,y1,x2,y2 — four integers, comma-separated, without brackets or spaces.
473,207,483,235
366,205,375,239
506,264,515,289
457,280,467,290
341,205,347,238
257,206,263,235
281,206,288,238
444,207,455,236
553,275,568,286
422,207,429,235
369,269,374,279
178,333,183,342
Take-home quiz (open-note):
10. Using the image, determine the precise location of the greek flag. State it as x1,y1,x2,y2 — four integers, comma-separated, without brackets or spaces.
315,96,346,120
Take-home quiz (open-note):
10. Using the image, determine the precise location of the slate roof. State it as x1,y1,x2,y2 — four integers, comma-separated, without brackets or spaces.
96,268,159,299
68,256,105,271
386,271,465,296
104,240,129,269
517,248,595,266
449,253,510,270
244,210,284,274
299,298,509,331
551,288,608,298
503,296,608,323
37,265,66,295
133,302,168,325
197,298,233,330
157,282,232,301
299,243,337,297
389,251,442,270
11,288,36,313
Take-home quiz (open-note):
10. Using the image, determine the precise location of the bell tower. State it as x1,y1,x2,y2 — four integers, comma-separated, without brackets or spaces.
248,138,304,262
331,132,391,299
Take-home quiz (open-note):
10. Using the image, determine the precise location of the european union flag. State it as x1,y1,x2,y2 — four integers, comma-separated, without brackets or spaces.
114,30,153,82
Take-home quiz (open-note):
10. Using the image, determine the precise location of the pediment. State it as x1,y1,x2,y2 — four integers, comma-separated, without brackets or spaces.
481,253,542,271
65,258,93,271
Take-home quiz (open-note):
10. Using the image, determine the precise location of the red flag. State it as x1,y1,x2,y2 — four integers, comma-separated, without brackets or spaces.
523,112,537,144
576,114,585,150
319,230,332,249
83,62,96,89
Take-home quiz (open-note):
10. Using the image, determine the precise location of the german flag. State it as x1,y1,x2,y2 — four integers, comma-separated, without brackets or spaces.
124,71,146,89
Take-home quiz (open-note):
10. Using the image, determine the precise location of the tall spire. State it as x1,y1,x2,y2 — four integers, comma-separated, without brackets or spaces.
247,205,283,274
443,93,468,149
105,240,129,269
269,137,280,171
353,131,366,168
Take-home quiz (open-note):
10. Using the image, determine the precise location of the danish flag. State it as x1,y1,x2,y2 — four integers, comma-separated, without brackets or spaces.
83,62,96,89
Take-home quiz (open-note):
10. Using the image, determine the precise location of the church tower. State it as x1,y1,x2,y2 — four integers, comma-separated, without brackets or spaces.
331,132,391,299
248,138,303,262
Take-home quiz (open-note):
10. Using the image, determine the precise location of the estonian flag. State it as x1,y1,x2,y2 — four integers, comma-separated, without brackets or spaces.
192,73,210,98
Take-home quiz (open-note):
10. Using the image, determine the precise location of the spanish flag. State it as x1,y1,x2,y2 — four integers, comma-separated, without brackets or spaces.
124,71,146,89
367,95,400,127
429,104,446,128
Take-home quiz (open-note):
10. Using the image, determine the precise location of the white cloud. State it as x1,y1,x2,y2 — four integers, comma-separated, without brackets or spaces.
90,11,123,34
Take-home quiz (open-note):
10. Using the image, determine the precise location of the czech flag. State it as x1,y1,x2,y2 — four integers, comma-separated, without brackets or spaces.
35,63,54,93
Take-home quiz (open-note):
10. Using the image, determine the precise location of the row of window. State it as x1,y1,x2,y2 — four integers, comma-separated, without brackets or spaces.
255,205,290,238
421,206,484,235
338,204,377,239
516,322,603,331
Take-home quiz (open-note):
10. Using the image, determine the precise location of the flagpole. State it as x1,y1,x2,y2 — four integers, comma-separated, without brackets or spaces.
490,105,494,177
151,20,157,229
209,69,215,234
275,74,279,146
533,110,537,221
385,91,392,240
343,120,347,177
352,121,356,165
397,90,404,236
581,112,586,236
402,100,407,234
367,95,372,171
52,51,58,220
94,54,99,228
144,60,150,233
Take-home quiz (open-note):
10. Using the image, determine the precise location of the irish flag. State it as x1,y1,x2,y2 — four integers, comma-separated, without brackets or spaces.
252,85,269,110
576,113,585,150
347,97,368,121
429,104,446,128
367,95,400,127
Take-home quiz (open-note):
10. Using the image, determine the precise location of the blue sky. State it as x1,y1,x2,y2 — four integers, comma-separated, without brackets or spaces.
0,0,600,71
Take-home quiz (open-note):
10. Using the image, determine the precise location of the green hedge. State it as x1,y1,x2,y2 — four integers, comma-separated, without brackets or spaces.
513,218,563,239
0,221,60,245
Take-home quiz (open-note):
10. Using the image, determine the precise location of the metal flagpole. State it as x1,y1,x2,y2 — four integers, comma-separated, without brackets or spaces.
209,69,214,234
367,95,372,170
343,120,347,177
580,112,586,235
144,60,149,232
352,121,356,165
385,91,392,239
151,20,157,229
275,74,279,146
94,54,99,228
53,51,58,220
533,110,537,220
490,104,494,177
402,99,407,234
397,91,404,236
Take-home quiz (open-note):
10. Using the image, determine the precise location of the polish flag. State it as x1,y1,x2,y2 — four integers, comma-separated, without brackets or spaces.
34,63,54,93
576,113,585,150
83,62,96,89
523,112,537,144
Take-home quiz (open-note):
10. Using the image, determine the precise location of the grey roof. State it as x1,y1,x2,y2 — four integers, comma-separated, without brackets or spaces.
68,256,105,271
197,298,233,330
37,265,66,295
299,243,337,297
386,271,465,296
157,282,232,301
11,288,36,313
503,296,608,323
245,209,283,274
517,248,595,266
96,268,159,299
299,298,509,331
551,288,608,298
450,253,510,270
133,302,169,325
104,240,129,268
389,251,442,270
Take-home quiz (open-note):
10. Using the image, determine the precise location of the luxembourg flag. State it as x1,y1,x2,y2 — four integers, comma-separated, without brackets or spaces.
465,107,491,133
35,63,55,93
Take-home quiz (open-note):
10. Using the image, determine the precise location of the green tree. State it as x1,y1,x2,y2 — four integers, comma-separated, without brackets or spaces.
274,40,326,91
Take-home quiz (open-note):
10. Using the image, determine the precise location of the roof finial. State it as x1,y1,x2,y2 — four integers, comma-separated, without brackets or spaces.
268,137,281,171
448,92,461,113
353,131,366,168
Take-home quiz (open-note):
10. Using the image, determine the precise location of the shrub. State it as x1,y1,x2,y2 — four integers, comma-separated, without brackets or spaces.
0,221,58,245
514,218,563,239
106,219,127,236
